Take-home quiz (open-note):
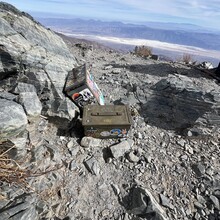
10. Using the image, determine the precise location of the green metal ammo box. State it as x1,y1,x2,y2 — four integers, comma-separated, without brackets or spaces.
82,105,132,138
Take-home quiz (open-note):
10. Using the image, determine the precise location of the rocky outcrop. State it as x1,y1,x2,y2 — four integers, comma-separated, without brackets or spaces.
0,2,78,129
142,74,220,132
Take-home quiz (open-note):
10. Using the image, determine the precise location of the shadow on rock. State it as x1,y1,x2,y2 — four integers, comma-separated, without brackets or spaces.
0,45,18,80
139,75,215,133
120,186,167,220
49,112,84,139
111,63,213,79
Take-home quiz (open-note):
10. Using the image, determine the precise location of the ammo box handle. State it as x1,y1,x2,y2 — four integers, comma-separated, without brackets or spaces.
91,112,122,116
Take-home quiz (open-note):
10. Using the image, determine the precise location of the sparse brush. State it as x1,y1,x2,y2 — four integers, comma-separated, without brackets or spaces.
134,45,152,57
182,53,193,64
0,145,30,186
0,144,64,200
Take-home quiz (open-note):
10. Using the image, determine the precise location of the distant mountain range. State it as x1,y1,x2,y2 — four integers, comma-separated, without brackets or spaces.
36,17,220,51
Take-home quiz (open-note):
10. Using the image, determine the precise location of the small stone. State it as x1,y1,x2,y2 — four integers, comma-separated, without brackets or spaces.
186,208,192,216
213,190,220,199
194,212,200,220
206,167,214,176
0,92,17,101
180,155,188,161
129,187,167,218
210,195,220,210
112,68,121,74
106,157,112,163
67,140,74,149
80,137,101,148
188,147,194,154
67,140,79,156
145,155,152,163
84,157,100,175
192,164,206,177
197,195,206,205
159,194,174,210
111,184,120,195
160,132,165,138
69,160,78,171
60,136,66,141
194,201,204,209
185,144,193,154
137,132,143,139
187,130,193,137
104,65,113,70
161,142,166,147
123,213,130,220
101,209,110,217
177,139,185,147
200,209,206,217
151,185,157,190
127,151,139,163
110,141,131,159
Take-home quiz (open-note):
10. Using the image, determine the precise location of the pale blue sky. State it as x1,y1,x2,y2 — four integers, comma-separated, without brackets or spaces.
2,0,220,30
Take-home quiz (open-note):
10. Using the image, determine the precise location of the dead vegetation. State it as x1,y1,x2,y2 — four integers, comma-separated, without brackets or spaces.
0,145,30,186
134,45,152,57
0,144,64,189
182,53,195,64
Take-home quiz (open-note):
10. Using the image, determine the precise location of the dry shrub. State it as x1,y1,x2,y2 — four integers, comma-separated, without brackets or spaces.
134,45,152,57
182,53,193,64
0,142,64,200
0,145,30,186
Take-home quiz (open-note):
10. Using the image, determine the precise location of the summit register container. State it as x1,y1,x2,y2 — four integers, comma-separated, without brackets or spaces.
63,64,105,109
82,105,132,138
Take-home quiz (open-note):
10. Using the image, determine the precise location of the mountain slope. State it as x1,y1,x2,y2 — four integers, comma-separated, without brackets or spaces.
0,3,220,220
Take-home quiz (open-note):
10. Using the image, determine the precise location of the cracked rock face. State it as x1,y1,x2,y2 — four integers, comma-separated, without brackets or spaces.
0,2,78,124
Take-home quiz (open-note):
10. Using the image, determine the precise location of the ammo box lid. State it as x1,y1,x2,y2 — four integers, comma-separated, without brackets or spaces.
82,105,132,126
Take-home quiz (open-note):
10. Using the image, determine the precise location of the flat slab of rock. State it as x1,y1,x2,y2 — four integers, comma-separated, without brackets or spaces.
80,137,102,148
0,99,27,140
0,92,17,101
110,140,131,159
159,194,175,210
12,82,37,94
127,186,167,220
84,156,100,175
17,92,42,119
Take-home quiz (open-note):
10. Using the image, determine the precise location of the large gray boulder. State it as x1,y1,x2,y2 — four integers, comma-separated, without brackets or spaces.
0,2,78,125
142,74,220,131
0,99,28,140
